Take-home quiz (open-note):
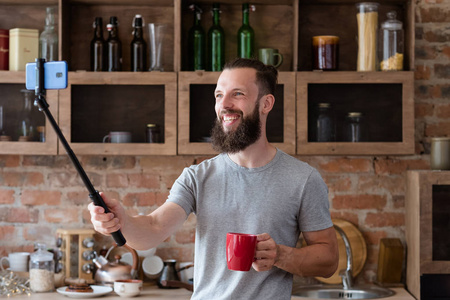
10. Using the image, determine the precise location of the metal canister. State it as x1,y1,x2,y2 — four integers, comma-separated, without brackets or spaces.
146,124,160,143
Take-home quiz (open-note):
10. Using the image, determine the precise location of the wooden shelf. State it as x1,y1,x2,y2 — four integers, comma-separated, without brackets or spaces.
178,71,296,155
58,71,177,155
296,71,414,155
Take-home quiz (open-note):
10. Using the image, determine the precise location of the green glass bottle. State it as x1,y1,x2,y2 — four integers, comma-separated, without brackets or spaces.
237,3,255,59
188,4,206,71
207,3,225,71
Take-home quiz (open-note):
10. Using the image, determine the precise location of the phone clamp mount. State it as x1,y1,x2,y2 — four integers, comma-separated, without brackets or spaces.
33,58,126,246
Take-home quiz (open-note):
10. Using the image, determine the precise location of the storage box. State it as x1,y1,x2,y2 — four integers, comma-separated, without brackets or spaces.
377,238,404,284
9,28,38,71
0,29,8,70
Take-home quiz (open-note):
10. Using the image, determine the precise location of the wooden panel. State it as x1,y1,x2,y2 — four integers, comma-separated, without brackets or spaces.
296,71,414,155
60,0,175,72
178,71,296,155
180,0,297,71
298,0,414,71
0,71,58,155
59,71,177,155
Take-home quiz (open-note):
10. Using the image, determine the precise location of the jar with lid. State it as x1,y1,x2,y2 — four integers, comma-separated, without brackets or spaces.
343,112,367,142
29,243,55,292
146,124,161,143
356,2,379,71
314,103,336,142
379,11,404,71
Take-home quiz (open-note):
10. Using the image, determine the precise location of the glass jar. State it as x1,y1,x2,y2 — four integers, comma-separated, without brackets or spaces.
146,123,161,143
356,2,379,71
315,103,335,142
343,112,367,142
29,243,55,293
379,11,404,71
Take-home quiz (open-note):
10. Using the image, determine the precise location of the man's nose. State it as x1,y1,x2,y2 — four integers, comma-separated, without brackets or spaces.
219,93,234,109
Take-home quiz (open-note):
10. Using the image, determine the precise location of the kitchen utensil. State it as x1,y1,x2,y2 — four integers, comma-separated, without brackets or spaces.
157,259,180,288
93,243,138,286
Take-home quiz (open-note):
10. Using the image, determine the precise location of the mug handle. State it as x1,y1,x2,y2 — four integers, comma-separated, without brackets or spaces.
102,135,110,143
273,53,283,68
0,257,9,271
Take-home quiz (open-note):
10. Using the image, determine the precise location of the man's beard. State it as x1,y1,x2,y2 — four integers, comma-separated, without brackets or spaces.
210,103,262,154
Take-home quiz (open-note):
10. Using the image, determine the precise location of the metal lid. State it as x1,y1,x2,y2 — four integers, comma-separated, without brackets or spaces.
318,103,331,108
347,112,362,117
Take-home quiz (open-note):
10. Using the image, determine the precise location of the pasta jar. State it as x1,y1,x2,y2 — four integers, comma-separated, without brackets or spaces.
356,2,379,71
29,243,55,293
379,11,404,71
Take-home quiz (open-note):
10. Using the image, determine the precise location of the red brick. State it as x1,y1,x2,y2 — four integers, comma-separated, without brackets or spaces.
156,247,194,262
365,212,405,228
0,226,15,240
81,156,136,170
357,175,406,196
140,156,191,173
363,231,388,245
1,207,39,223
415,44,438,60
123,192,156,207
423,28,450,43
23,225,53,241
106,174,128,188
425,121,450,137
0,190,14,204
374,158,429,175
366,246,379,265
415,102,434,118
21,190,61,205
67,190,92,205
330,212,359,226
419,7,450,22
435,103,450,118
319,158,373,173
0,156,20,167
2,172,44,186
414,65,431,80
443,46,450,58
161,174,180,190
23,156,69,168
323,176,352,193
332,195,387,210
128,173,160,189
393,195,405,209
44,208,78,223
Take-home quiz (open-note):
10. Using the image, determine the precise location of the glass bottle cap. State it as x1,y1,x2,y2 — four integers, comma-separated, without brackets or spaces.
381,11,403,30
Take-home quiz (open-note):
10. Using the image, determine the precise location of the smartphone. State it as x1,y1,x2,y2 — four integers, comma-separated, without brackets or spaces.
25,61,68,90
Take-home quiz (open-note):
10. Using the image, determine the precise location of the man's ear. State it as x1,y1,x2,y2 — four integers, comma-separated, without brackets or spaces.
261,94,275,115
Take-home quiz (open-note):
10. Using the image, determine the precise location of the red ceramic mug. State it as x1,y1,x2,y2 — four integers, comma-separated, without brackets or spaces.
226,232,257,271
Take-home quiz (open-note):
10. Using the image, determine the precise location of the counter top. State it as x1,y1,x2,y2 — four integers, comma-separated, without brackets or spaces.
7,286,414,299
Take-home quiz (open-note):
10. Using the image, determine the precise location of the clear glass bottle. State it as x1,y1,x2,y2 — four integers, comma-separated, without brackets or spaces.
18,89,38,142
107,16,122,72
188,4,206,71
343,112,367,142
379,11,404,71
207,3,225,71
315,103,335,142
90,17,106,71
29,243,55,293
39,7,58,62
237,3,255,59
131,14,147,72
356,2,379,71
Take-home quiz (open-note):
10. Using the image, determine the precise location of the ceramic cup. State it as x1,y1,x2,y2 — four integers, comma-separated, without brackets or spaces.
0,252,30,272
142,255,164,279
431,137,450,170
178,261,194,283
102,131,132,143
226,232,257,271
258,48,283,68
114,279,143,297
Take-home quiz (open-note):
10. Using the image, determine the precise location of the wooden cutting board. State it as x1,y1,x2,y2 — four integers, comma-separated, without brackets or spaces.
302,218,367,284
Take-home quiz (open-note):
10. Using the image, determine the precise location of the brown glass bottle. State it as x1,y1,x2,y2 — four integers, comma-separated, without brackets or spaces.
130,15,147,72
107,16,122,71
90,17,106,71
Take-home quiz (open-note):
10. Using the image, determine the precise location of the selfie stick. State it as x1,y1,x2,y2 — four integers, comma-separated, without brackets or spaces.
32,58,126,246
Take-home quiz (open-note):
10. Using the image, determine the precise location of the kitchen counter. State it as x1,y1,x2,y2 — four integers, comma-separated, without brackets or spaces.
8,286,414,299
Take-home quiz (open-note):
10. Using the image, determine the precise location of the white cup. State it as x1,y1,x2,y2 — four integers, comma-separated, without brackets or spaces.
0,252,30,272
102,131,132,143
114,279,142,297
142,255,164,279
179,261,194,284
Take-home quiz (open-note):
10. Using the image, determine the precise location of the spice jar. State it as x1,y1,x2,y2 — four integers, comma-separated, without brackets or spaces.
356,2,379,71
314,103,336,142
379,11,404,71
343,112,367,142
146,124,161,143
29,243,55,293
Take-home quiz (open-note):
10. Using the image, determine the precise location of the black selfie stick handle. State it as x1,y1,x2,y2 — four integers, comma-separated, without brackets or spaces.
33,58,126,246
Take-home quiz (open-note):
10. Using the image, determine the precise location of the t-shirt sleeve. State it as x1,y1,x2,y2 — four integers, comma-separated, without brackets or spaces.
166,167,197,216
298,168,333,232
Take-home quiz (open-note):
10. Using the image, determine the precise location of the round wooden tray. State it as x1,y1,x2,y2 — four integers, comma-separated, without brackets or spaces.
302,218,367,284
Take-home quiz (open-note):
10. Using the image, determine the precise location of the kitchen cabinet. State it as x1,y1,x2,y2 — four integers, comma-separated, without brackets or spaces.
0,0,415,156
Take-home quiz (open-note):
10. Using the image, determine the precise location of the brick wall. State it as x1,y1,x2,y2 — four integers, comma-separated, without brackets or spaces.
0,0,445,284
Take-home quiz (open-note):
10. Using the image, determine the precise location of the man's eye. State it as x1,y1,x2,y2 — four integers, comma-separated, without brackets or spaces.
235,92,243,96
215,94,222,98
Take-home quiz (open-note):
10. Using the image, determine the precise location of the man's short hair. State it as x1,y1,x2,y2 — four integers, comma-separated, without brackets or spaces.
223,58,278,100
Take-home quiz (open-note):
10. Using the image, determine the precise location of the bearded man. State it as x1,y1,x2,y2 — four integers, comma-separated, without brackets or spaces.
89,58,338,300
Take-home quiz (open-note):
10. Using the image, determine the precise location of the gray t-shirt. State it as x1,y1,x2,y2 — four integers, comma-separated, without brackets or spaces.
167,149,332,300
